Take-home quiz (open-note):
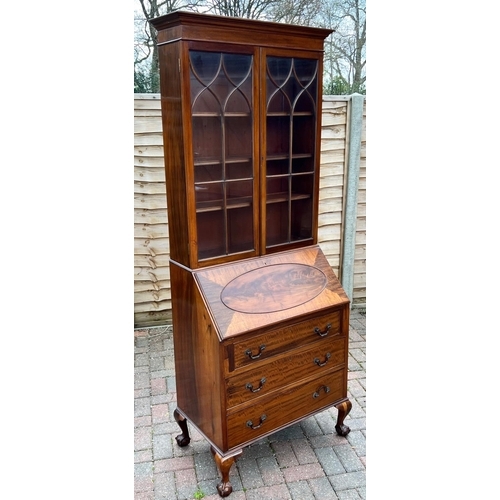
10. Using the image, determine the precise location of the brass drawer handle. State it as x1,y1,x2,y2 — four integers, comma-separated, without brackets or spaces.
313,385,330,398
245,344,266,359
246,377,267,393
314,352,331,367
314,323,332,337
246,414,267,430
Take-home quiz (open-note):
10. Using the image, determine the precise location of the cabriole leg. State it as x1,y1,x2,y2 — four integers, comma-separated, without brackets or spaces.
211,447,242,497
335,399,352,436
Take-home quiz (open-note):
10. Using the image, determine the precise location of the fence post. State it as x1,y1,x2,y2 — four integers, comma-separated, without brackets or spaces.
341,93,364,304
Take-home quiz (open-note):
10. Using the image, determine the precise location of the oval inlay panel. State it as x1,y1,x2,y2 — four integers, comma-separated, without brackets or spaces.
221,263,327,314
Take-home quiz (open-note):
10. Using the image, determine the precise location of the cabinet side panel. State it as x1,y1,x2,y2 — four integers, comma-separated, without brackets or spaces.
170,262,225,450
158,42,190,265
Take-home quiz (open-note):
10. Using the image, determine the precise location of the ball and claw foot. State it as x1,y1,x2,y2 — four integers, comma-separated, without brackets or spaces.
335,422,351,436
173,408,191,447
216,481,233,498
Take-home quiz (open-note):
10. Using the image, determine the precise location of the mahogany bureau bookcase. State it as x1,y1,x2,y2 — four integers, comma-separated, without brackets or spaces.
150,11,352,497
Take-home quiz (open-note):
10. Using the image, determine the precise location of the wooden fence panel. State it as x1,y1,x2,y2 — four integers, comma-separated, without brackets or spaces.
134,94,366,327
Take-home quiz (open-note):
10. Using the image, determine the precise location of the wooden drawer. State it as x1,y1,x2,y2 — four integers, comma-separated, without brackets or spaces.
227,308,344,372
226,367,346,448
226,336,346,408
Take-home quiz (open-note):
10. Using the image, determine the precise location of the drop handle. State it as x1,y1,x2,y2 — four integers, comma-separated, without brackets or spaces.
314,352,331,367
314,323,332,337
246,377,267,393
245,344,266,360
313,385,330,398
246,414,267,430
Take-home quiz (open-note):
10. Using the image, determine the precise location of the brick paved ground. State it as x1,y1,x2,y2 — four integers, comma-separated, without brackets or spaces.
134,309,366,500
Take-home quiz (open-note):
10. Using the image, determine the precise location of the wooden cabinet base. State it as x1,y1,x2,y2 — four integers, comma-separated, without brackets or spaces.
173,400,351,497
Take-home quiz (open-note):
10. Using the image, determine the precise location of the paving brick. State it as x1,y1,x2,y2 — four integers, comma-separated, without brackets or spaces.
288,479,317,499
151,377,167,396
310,475,339,499
282,462,324,482
134,475,154,494
290,438,318,465
135,353,150,367
150,355,165,372
194,450,218,480
154,455,194,473
245,484,292,500
257,456,284,486
270,424,305,442
346,430,366,458
315,446,345,475
151,393,174,405
134,492,154,500
135,387,151,399
153,433,173,460
153,421,179,435
314,410,337,435
153,471,176,500
135,397,151,418
347,379,365,398
334,444,364,473
135,426,152,452
272,442,299,468
337,489,362,499
135,449,153,463
349,348,365,364
309,431,347,449
329,471,366,491
300,416,324,437
166,376,176,393
342,417,365,432
135,371,151,390
174,468,199,500
237,456,265,490
135,415,152,428
243,441,274,460
151,403,170,424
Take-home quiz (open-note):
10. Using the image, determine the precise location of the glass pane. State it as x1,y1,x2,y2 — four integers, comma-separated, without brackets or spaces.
266,202,289,246
226,160,253,180
226,115,252,159
190,49,255,261
291,174,313,198
192,116,222,160
291,198,312,241
194,162,223,183
195,182,223,208
267,116,290,157
227,179,252,205
265,55,318,250
267,158,289,176
293,58,317,87
291,157,314,174
197,211,225,260
267,176,289,201
292,115,314,155
228,206,254,253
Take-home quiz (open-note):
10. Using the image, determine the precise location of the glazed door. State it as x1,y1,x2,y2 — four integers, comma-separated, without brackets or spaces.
261,50,321,253
188,45,259,264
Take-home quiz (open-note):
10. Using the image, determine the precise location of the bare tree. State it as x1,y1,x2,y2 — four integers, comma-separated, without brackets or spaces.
268,0,323,26
134,0,203,92
321,0,365,94
205,0,277,19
